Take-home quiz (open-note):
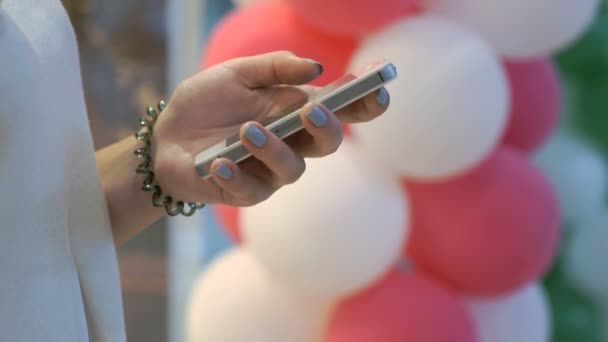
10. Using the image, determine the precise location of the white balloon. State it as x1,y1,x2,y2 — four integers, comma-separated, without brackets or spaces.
349,16,509,180
565,214,608,304
186,248,331,342
465,284,551,342
427,0,600,58
535,133,607,224
242,140,408,299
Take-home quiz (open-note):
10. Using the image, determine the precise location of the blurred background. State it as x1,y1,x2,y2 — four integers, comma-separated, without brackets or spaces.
61,0,607,341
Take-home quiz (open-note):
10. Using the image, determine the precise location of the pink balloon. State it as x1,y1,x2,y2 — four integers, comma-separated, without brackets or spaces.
500,59,561,152
405,147,560,296
326,270,477,342
203,3,358,86
214,205,241,242
287,0,421,37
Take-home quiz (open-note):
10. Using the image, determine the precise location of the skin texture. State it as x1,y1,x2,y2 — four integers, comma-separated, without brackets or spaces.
96,51,390,244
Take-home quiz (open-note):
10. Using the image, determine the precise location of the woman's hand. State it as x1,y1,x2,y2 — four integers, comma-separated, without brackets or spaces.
153,51,390,207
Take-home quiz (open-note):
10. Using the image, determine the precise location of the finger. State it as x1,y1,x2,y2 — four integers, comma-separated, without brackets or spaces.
225,51,324,89
239,121,307,186
290,103,343,158
335,87,391,123
210,158,275,206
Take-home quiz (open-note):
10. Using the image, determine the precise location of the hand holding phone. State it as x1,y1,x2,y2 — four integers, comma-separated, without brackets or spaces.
194,59,398,179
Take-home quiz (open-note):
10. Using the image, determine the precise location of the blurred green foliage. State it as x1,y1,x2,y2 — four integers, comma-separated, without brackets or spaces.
545,265,602,342
547,2,608,341
557,0,608,155
544,231,602,342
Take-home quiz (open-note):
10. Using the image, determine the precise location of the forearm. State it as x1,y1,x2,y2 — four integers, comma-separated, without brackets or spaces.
96,136,165,245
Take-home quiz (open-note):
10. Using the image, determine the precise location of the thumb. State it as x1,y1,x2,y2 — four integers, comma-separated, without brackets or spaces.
224,51,324,89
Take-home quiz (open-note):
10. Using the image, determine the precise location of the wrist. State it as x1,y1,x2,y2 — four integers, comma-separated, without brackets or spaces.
134,101,205,217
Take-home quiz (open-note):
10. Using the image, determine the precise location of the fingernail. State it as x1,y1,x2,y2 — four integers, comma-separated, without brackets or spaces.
376,88,389,106
215,163,233,180
305,58,324,75
307,105,328,127
245,124,268,148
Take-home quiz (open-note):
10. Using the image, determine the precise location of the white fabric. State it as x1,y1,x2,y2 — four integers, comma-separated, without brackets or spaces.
0,1,125,341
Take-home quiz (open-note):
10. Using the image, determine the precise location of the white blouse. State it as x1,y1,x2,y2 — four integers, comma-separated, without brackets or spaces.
0,0,125,341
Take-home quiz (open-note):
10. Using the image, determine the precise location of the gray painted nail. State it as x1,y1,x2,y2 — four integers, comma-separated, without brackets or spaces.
245,124,268,148
376,88,389,106
216,163,233,180
307,105,328,127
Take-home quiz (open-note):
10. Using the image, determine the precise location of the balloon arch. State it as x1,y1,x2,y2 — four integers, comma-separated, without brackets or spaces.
187,0,602,341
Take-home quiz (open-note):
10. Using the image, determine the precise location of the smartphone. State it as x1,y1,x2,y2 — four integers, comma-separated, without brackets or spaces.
194,59,398,179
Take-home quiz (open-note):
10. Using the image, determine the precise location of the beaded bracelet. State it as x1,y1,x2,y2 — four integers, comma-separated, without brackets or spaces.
134,101,205,217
